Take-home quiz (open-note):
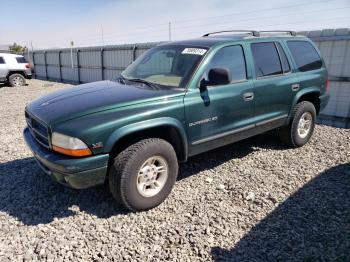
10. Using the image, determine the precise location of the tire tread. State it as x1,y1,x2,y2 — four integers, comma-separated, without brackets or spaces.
279,101,316,147
109,138,176,211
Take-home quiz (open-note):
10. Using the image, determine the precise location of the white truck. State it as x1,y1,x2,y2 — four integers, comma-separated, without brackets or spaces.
0,53,32,87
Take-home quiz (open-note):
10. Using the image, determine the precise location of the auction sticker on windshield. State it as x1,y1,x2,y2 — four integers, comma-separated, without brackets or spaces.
182,48,207,55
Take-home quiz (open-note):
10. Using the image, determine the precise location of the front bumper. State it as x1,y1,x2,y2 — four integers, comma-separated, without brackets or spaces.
23,127,109,189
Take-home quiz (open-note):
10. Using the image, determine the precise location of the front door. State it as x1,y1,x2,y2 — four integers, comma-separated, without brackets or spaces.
184,45,255,156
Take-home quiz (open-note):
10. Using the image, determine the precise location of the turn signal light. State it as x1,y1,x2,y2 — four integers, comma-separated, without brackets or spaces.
53,145,92,157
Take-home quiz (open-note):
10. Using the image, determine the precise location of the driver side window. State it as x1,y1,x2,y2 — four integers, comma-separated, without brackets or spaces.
205,45,247,84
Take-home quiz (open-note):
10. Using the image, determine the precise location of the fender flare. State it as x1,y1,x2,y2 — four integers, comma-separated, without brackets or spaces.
6,70,26,79
104,117,188,161
288,87,320,121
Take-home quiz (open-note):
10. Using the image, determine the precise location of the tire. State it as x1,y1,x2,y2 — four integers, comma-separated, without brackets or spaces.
109,138,178,211
8,73,26,87
278,101,316,147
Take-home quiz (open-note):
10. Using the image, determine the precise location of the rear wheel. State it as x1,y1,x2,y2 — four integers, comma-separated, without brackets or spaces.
279,101,316,147
109,138,178,211
9,73,26,87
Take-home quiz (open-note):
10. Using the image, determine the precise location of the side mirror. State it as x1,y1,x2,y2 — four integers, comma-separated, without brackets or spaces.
208,68,231,86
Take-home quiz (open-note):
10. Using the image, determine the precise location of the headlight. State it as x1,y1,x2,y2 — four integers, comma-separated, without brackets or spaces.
51,132,92,157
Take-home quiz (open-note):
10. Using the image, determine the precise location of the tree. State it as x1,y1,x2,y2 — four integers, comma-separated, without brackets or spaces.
9,43,26,54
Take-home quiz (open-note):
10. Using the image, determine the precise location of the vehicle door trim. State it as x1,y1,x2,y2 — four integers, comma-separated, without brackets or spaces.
255,114,288,126
191,114,288,145
192,124,255,145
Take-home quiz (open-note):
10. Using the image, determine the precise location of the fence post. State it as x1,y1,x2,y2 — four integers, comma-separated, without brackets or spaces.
101,48,104,80
44,51,48,80
132,45,137,61
77,49,81,84
58,50,62,82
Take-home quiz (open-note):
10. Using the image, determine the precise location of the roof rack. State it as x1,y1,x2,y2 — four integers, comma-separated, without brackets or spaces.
259,30,297,36
202,30,297,38
203,30,260,37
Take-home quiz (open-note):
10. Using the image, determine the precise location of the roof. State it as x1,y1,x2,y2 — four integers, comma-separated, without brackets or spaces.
163,33,307,48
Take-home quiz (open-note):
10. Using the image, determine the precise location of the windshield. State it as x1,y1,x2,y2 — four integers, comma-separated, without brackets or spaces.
121,45,208,88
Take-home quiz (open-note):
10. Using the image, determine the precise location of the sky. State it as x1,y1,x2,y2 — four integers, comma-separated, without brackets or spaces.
0,0,349,49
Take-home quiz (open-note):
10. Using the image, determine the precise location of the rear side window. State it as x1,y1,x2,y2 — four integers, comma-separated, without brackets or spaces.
276,42,290,73
0,57,5,64
287,41,322,72
251,42,282,77
15,56,28,63
207,45,247,82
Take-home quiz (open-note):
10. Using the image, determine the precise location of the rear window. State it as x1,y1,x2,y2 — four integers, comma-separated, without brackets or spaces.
251,42,282,77
0,57,5,64
287,41,322,72
15,56,28,63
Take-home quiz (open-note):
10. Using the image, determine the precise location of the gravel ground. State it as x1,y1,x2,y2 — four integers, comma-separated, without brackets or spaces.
0,79,349,261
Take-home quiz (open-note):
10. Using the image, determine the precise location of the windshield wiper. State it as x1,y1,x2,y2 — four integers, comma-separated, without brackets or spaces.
126,78,160,89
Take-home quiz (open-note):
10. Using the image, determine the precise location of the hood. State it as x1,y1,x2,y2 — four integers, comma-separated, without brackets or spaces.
26,80,184,125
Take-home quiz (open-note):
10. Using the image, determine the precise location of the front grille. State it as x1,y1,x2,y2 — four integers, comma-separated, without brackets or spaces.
25,111,50,149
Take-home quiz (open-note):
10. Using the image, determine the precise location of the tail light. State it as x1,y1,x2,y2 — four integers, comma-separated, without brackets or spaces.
325,79,329,94
25,64,31,69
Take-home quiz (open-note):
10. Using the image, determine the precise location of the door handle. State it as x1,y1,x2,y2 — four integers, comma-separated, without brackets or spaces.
243,92,254,101
291,83,300,91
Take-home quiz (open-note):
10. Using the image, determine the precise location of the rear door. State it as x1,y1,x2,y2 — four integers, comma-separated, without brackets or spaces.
286,40,326,93
250,41,298,124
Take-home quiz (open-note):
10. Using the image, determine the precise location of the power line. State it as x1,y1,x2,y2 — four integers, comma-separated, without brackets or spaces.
65,0,339,42
171,0,336,24
172,16,350,40
171,6,350,32
71,6,350,45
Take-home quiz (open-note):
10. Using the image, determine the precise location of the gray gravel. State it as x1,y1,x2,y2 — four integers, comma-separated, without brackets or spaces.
0,79,349,261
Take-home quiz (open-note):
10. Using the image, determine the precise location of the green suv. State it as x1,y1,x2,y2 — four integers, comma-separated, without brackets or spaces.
24,30,329,211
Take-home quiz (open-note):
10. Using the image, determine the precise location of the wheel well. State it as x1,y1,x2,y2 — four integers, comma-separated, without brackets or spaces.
7,71,25,80
297,92,320,114
109,126,186,163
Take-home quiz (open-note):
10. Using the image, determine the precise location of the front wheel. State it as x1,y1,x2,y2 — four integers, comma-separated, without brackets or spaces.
278,101,316,147
109,138,178,211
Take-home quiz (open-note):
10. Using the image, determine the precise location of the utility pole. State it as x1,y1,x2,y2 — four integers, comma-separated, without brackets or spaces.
168,22,171,41
27,46,30,62
100,24,105,46
70,40,74,69
30,41,34,64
